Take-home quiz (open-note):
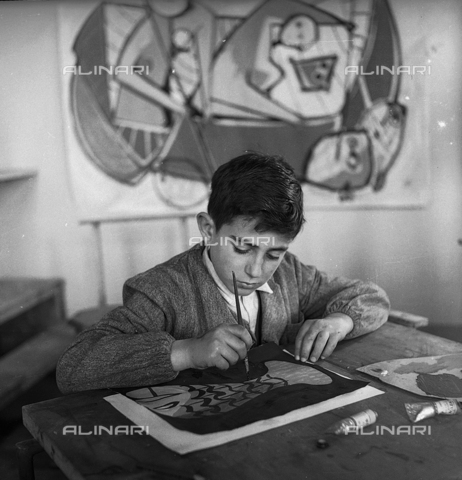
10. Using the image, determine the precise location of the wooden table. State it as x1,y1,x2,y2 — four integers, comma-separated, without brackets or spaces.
22,323,462,480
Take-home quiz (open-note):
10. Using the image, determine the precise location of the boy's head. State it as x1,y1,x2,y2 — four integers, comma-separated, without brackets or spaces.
198,153,305,296
207,152,305,239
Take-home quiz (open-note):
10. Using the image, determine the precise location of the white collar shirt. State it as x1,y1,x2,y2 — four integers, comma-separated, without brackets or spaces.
202,247,273,335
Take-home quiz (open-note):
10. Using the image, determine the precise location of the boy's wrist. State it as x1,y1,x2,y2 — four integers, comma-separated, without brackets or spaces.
171,338,194,371
324,312,354,336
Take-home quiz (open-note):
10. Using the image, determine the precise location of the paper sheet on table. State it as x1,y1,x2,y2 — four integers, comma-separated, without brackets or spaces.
105,343,384,454
357,353,462,400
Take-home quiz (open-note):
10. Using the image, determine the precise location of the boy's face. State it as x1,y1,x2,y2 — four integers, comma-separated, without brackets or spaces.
203,215,292,296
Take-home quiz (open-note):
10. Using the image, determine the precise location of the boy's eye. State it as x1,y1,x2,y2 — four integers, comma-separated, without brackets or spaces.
233,246,251,255
233,245,282,260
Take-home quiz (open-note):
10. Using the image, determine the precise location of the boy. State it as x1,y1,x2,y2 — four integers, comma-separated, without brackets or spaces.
57,153,389,393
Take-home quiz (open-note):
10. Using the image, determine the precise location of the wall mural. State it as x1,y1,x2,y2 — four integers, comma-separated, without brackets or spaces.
60,0,430,216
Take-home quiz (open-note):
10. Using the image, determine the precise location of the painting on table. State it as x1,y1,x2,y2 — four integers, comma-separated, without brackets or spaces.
358,353,462,400
106,343,384,454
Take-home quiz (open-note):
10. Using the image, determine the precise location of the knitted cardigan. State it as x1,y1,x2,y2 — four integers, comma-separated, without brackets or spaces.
56,244,389,393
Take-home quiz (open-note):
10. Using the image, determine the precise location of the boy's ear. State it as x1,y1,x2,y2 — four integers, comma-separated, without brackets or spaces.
196,212,217,244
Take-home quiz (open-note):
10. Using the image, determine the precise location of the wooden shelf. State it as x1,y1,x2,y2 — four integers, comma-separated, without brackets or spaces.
0,277,73,410
0,168,37,182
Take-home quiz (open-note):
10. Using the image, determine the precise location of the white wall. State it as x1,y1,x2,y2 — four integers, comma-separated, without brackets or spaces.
0,0,461,326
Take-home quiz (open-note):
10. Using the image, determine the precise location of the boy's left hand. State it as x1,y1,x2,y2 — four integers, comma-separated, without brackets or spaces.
294,313,354,363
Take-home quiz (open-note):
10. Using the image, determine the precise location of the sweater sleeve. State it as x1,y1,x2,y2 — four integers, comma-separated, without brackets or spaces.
282,255,390,343
56,288,179,394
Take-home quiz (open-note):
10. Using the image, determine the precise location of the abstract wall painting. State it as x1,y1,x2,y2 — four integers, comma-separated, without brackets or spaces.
105,343,384,454
58,0,431,219
358,353,462,400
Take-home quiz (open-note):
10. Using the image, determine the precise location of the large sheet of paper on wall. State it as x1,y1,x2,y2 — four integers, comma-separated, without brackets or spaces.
58,0,431,220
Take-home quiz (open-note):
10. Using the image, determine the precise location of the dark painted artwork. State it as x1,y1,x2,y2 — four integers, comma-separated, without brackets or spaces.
123,343,369,434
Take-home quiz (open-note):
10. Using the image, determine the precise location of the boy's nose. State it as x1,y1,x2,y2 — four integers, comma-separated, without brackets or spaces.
245,259,263,279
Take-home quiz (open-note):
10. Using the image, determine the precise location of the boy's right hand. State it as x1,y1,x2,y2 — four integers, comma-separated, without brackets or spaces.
171,324,253,371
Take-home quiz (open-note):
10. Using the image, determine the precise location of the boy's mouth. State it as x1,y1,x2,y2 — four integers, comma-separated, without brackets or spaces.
237,280,259,290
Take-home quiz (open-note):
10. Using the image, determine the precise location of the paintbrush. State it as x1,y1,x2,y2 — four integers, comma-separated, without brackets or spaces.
232,271,251,380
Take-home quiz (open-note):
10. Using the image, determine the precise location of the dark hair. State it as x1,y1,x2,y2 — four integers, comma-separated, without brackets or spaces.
208,152,305,239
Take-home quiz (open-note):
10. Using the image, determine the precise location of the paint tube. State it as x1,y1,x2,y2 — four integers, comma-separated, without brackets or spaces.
405,399,461,423
325,409,378,435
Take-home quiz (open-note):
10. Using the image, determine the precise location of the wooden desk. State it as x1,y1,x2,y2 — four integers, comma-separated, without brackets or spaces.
22,323,462,480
